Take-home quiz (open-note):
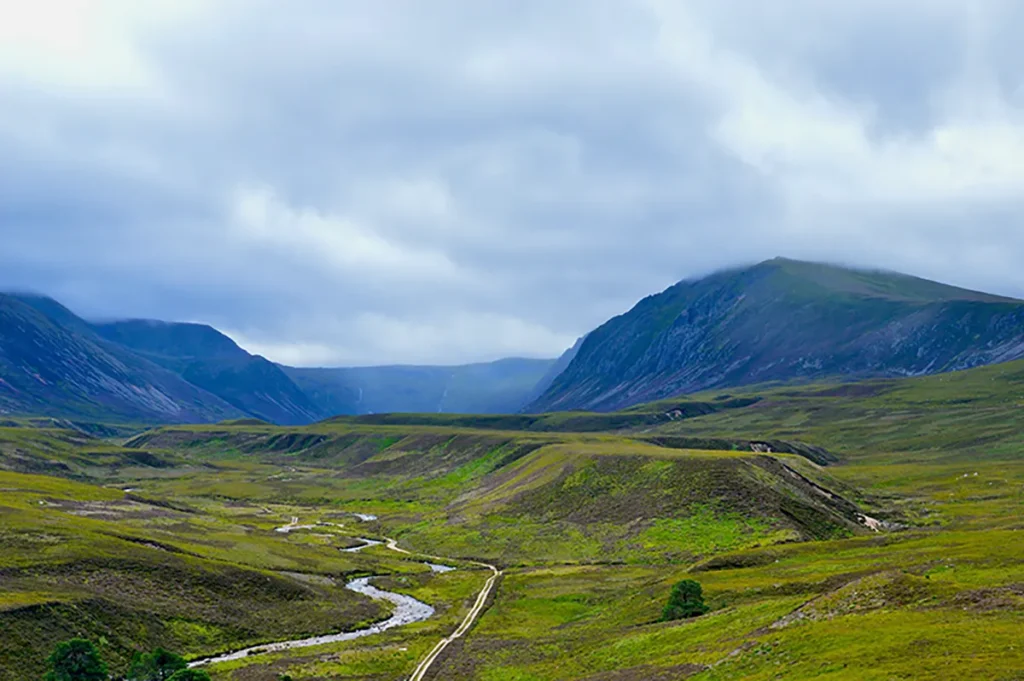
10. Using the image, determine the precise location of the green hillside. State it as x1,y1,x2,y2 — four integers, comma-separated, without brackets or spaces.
3,359,1024,680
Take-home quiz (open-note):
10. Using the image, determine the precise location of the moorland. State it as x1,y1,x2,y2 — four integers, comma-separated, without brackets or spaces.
3,357,1024,680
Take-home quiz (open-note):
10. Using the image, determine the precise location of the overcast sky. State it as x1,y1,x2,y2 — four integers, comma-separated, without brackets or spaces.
2,1,1023,366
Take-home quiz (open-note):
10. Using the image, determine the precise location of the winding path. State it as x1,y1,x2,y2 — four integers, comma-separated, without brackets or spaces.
381,538,502,681
189,518,501,681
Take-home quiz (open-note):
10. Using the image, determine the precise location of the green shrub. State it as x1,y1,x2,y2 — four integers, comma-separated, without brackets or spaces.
661,579,710,621
44,639,108,681
127,649,187,681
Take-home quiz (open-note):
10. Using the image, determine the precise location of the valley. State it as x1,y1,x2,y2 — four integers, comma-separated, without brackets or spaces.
4,260,1024,680
5,0,1023,675
3,357,1024,680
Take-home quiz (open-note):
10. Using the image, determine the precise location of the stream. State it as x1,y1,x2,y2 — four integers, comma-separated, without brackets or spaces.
190,574,436,667
188,516,474,671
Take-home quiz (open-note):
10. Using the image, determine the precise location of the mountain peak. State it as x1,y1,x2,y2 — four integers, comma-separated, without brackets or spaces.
729,258,1018,304
92,319,246,360
529,261,1024,412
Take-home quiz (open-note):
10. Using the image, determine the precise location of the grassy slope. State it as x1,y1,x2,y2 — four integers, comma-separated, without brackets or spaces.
645,356,1024,463
131,424,864,563
3,359,1024,680
429,361,1024,680
0,458,444,681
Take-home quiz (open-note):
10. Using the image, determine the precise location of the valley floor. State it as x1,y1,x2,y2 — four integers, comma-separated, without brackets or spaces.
4,364,1024,680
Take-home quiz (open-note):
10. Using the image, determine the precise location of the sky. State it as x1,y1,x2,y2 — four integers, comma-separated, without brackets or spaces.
1,1,1023,366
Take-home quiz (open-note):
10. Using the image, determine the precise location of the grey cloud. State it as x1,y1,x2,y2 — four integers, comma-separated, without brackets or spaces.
1,1,1023,365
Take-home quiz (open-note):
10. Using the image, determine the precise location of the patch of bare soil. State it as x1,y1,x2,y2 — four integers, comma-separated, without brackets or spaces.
49,499,184,521
951,584,1024,612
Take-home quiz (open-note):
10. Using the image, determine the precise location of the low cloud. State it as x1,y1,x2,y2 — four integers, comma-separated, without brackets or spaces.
1,1,1022,365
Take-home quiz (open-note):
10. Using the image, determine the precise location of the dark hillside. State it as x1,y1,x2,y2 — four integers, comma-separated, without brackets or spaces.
530,258,1024,412
94,320,323,425
0,295,241,423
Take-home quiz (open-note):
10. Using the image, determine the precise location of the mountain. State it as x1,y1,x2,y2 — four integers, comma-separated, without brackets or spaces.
1,292,557,423
93,320,323,425
285,357,555,415
528,258,1024,412
0,295,243,423
521,335,586,409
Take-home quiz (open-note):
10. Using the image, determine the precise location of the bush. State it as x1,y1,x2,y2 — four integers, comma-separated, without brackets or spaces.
128,649,188,681
45,639,109,681
661,579,710,621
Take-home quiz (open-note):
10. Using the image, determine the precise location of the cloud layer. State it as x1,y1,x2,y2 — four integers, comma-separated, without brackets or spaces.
2,0,1023,365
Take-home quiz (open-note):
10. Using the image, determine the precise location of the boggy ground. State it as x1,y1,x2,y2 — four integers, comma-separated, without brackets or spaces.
3,360,1024,679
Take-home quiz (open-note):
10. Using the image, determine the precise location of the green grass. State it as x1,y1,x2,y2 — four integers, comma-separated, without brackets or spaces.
5,360,1024,679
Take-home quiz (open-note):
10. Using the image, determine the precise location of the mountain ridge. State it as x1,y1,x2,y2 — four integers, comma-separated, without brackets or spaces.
528,258,1024,412
0,293,560,423
93,319,324,425
0,294,244,423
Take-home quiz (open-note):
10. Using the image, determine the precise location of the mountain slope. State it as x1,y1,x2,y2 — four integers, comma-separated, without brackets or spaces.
0,295,243,423
529,258,1024,411
285,357,555,416
521,335,586,409
93,320,323,425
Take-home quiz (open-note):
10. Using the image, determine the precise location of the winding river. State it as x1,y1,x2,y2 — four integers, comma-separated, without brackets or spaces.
189,516,500,681
189,575,435,667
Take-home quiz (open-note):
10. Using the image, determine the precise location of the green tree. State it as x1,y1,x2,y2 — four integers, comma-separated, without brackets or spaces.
45,639,108,681
167,669,211,681
661,579,709,621
127,649,187,681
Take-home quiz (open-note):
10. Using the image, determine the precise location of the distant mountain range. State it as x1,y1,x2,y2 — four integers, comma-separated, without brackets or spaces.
527,258,1024,411
284,359,554,417
5,258,1024,424
0,293,555,424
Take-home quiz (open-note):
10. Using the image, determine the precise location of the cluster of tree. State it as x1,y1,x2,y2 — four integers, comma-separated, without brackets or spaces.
661,579,710,621
44,640,211,681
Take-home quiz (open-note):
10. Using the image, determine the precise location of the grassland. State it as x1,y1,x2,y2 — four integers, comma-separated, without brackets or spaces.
3,360,1024,679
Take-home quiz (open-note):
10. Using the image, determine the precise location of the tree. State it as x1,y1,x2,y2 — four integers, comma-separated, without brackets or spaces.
167,669,211,681
45,639,108,681
661,579,710,621
127,649,187,681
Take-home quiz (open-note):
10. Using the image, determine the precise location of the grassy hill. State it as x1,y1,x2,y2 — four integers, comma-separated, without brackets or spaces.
530,258,1024,412
3,359,1024,680
130,424,864,564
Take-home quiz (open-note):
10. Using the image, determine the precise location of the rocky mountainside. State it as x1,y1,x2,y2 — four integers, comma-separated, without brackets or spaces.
521,335,586,407
528,258,1024,412
0,295,243,423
